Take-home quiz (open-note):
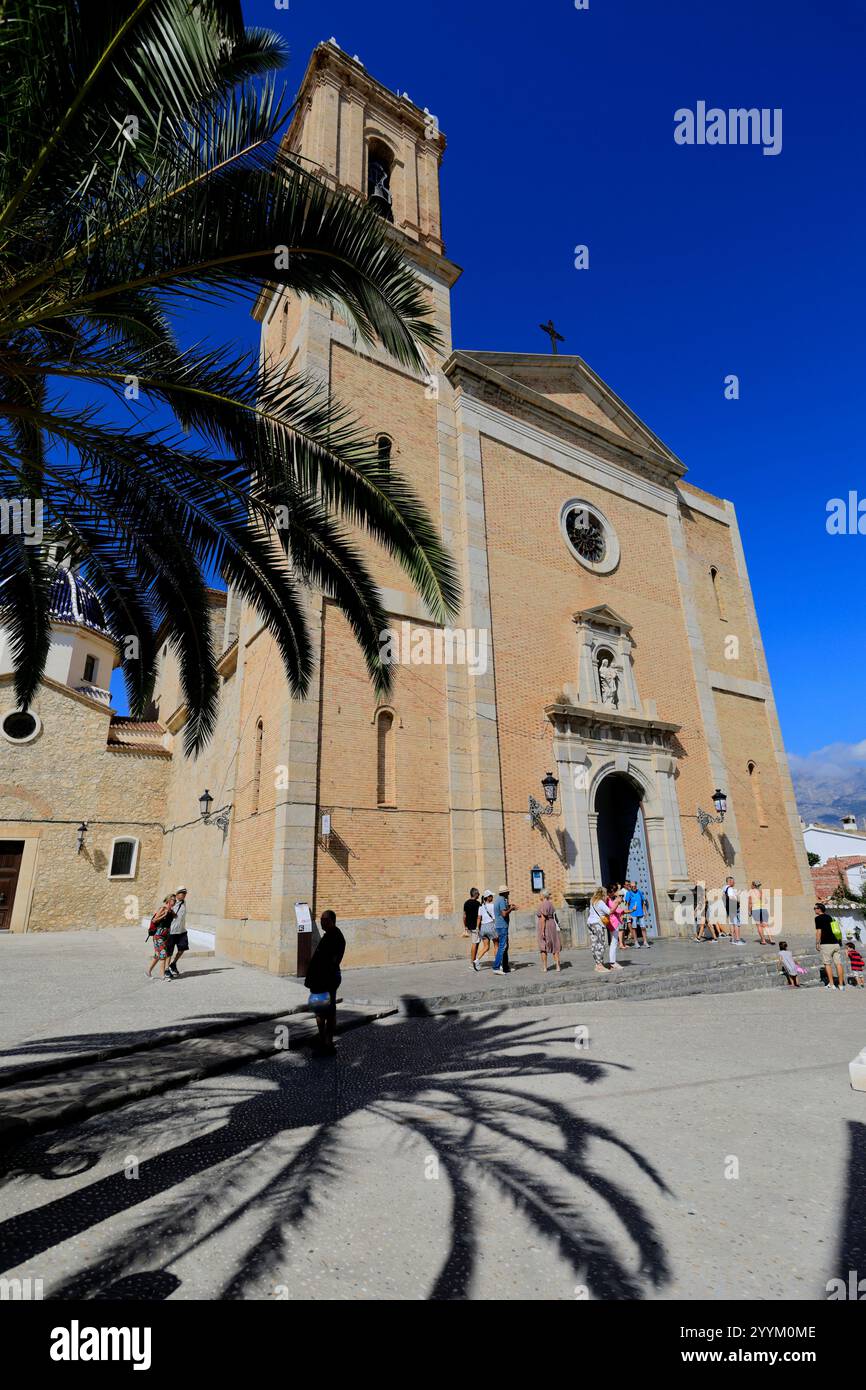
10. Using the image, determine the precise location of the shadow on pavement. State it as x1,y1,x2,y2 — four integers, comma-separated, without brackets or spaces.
0,1007,673,1301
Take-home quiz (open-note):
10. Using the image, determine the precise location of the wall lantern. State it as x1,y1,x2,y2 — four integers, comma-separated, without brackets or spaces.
697,788,728,835
541,771,560,806
531,865,545,893
199,788,232,833
76,821,88,854
529,772,560,829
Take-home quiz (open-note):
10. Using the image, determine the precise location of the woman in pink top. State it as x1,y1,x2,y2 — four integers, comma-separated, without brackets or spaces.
605,883,624,969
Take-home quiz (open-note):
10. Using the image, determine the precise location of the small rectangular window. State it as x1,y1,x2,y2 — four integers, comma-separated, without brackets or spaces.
83,654,98,683
109,838,138,879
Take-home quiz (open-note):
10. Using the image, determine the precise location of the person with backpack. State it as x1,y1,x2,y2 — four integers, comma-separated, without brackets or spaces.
146,894,176,981
815,901,846,991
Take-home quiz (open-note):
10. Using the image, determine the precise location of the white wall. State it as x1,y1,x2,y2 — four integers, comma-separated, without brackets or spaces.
804,824,866,864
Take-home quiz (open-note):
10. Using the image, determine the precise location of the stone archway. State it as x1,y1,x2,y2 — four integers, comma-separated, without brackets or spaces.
593,770,660,937
595,772,641,885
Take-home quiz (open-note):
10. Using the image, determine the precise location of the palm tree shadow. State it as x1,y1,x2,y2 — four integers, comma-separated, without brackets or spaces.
0,1010,674,1300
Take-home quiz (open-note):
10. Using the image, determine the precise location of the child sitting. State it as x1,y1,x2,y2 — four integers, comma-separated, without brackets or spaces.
778,940,804,988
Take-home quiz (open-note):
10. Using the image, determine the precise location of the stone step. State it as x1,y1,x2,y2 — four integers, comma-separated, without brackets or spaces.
415,957,823,1014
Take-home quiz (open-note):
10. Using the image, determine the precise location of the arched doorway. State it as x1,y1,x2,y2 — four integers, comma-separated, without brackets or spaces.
594,773,658,936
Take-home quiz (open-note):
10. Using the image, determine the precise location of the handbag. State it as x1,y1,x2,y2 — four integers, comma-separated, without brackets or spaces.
308,991,331,1011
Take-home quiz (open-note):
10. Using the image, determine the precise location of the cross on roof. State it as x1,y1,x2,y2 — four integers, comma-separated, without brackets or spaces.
539,319,565,354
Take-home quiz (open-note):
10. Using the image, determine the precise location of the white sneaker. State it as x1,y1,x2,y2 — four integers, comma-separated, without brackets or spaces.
492,968,506,975
472,961,480,971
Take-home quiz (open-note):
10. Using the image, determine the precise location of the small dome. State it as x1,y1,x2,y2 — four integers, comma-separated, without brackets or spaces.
48,566,111,635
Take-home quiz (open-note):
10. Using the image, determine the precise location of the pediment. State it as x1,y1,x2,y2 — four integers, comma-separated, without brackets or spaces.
573,604,632,634
454,352,683,471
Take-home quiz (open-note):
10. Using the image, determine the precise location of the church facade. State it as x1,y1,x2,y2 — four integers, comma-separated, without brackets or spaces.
0,42,813,967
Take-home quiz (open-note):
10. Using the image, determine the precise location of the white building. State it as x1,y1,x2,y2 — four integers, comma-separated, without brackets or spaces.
802,816,866,866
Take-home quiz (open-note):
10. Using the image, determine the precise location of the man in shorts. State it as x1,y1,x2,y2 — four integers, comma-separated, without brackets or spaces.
167,886,189,979
815,901,845,991
463,887,481,966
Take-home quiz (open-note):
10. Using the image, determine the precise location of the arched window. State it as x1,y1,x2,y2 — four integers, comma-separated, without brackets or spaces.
376,434,392,473
252,719,264,814
366,139,394,222
748,761,768,827
376,709,396,806
108,837,139,880
710,566,727,621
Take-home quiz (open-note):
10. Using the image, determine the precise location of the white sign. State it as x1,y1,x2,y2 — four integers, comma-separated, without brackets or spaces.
295,901,313,933
321,813,331,837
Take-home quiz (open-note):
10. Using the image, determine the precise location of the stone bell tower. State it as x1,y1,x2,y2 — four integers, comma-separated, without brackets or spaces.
287,39,447,258
239,41,465,975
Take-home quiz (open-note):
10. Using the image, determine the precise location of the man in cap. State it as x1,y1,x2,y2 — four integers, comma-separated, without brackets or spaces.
167,886,189,978
493,884,515,974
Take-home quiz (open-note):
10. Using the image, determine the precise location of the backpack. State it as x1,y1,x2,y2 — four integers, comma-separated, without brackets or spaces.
830,918,842,941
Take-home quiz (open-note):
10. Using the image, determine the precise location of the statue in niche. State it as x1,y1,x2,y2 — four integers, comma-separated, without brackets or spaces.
598,654,620,708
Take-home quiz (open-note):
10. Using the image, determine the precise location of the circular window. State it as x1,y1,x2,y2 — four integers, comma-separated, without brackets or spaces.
560,499,620,575
1,710,41,744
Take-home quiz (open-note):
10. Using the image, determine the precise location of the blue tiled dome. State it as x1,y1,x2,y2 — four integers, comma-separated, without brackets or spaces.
48,566,111,635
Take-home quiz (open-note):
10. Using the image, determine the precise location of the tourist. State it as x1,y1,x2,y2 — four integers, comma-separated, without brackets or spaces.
626,879,651,948
146,894,176,981
777,939,803,988
706,890,728,941
305,909,346,1055
166,886,189,977
587,890,610,974
723,876,742,944
475,891,497,968
463,886,481,967
536,892,562,972
605,884,624,970
846,941,865,988
492,884,515,975
749,881,770,945
814,902,845,992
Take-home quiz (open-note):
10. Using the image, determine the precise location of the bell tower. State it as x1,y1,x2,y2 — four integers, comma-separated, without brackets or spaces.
286,39,447,259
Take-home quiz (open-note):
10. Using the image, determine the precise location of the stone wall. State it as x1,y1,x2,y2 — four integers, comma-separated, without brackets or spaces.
0,678,167,931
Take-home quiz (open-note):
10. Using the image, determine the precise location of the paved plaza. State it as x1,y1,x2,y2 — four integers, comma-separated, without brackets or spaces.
1,985,864,1301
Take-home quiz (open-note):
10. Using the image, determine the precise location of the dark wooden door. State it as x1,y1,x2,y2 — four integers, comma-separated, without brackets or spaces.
0,841,24,930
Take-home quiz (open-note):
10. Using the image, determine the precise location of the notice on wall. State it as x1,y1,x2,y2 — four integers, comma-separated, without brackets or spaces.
295,902,313,933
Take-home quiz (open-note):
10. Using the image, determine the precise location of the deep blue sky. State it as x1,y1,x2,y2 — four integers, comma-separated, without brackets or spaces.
175,0,866,761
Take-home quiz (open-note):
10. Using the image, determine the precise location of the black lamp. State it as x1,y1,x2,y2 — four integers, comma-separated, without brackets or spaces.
76,821,88,854
712,788,728,817
199,788,214,820
541,771,559,806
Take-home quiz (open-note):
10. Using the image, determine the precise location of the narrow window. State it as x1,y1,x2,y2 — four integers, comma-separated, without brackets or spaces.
83,654,98,684
376,434,392,473
710,566,727,621
376,710,396,806
253,719,264,814
748,761,768,827
108,837,139,879
280,299,289,351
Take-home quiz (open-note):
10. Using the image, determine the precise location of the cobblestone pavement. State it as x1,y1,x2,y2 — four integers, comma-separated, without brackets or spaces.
0,988,863,1301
